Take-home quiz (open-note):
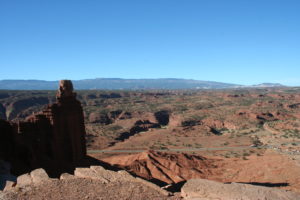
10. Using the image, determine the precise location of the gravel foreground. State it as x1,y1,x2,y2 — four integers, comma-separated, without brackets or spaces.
0,178,181,200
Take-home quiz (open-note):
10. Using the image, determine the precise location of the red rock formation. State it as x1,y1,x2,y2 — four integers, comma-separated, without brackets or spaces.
103,150,219,185
0,80,86,177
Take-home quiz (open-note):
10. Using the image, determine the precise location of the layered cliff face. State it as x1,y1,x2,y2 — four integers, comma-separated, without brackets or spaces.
0,80,86,177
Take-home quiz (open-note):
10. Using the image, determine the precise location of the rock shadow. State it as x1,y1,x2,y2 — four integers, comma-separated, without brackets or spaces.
227,182,289,187
164,181,187,193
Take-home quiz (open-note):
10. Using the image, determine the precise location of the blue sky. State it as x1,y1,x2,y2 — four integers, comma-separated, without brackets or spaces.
0,0,300,86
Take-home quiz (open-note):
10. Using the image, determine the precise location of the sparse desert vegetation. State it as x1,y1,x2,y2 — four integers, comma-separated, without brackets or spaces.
1,87,300,195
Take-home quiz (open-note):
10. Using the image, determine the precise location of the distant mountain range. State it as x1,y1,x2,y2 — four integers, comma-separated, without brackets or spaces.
0,78,286,90
248,83,287,88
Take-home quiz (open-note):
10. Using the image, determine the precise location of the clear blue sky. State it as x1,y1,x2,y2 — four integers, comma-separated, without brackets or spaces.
1,0,300,86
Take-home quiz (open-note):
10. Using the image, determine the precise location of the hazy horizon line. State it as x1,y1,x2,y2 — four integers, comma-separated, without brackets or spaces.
0,77,298,87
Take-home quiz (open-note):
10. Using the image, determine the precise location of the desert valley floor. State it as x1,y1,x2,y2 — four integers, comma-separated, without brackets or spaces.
1,87,300,195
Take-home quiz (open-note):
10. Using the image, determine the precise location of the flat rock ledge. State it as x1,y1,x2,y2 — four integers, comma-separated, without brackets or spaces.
181,179,300,200
73,166,170,196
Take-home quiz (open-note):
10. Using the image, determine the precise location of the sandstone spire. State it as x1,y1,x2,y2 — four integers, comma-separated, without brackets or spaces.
0,80,87,177
56,80,76,101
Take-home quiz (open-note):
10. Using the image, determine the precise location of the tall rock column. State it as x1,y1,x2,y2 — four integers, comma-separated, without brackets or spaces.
0,80,87,177
50,80,86,166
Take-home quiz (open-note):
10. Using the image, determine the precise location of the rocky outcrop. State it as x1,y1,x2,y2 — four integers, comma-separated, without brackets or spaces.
103,151,218,185
89,112,112,124
154,110,170,126
201,118,236,130
181,179,300,200
6,96,50,120
181,119,202,127
88,110,131,124
69,166,169,196
3,167,300,200
0,80,86,177
130,120,160,133
1,166,173,200
237,110,289,122
288,103,300,109
114,121,160,142
17,168,50,187
119,111,132,119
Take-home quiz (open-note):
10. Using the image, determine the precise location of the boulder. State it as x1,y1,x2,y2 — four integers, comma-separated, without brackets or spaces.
60,173,78,180
17,173,32,187
3,180,16,191
30,168,49,184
